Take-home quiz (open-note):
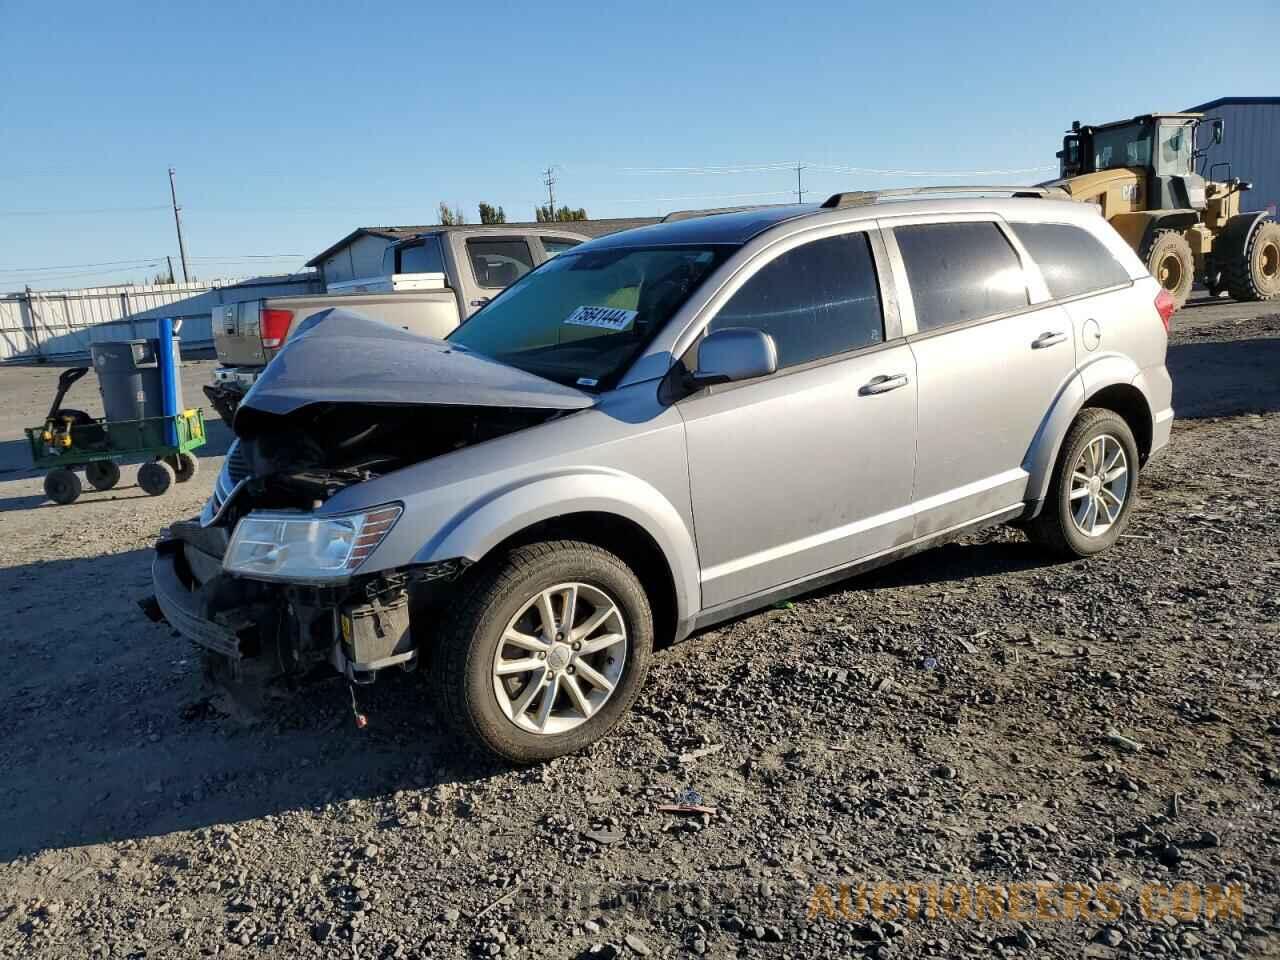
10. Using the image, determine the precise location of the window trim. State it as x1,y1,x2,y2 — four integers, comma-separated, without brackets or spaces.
465,237,536,290
880,214,1043,340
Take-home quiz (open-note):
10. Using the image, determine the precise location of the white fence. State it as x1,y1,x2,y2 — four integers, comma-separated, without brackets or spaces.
0,273,321,361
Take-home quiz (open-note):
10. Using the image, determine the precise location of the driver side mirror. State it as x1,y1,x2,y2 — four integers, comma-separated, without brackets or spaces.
1212,119,1225,145
690,327,778,387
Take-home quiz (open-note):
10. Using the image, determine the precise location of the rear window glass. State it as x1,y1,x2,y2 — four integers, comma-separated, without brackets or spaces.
1011,222,1131,299
468,239,535,288
895,222,1029,333
396,237,444,274
542,237,582,258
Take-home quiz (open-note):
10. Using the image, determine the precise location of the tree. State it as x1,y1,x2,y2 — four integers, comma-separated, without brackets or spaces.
478,202,507,224
438,202,467,225
535,204,588,222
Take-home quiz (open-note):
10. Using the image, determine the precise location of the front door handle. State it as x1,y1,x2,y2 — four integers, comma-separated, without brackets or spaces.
859,373,910,396
470,297,491,308
1032,331,1068,349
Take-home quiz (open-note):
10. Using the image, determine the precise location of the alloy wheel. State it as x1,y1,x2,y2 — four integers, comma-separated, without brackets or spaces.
491,582,627,735
1069,434,1129,537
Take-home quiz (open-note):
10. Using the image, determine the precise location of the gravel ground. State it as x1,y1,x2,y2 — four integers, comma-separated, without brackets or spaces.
1,302,1278,959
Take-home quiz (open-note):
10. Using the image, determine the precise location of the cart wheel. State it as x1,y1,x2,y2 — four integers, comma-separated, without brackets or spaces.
137,460,176,497
167,452,200,483
44,468,83,505
85,459,121,491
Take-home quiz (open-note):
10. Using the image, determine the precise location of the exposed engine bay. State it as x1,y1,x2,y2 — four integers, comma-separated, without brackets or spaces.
148,401,564,694
146,310,598,701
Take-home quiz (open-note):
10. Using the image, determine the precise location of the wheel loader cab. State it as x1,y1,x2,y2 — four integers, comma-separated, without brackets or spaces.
1062,115,1206,212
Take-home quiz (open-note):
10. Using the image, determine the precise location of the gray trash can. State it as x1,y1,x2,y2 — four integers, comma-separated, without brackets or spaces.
89,338,183,423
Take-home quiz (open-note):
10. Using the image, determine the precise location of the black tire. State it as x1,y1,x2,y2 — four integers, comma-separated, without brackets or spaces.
1027,408,1140,558
1141,229,1195,310
168,452,199,483
84,459,121,491
44,468,82,505
429,540,654,763
137,460,176,497
1225,218,1280,302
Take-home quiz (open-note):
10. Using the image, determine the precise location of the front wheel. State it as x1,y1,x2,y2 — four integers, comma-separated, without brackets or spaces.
1226,219,1280,302
429,541,653,763
1142,228,1195,310
1027,408,1140,557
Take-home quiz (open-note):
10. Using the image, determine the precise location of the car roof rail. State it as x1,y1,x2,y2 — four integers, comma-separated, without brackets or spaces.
661,204,784,222
819,185,1069,209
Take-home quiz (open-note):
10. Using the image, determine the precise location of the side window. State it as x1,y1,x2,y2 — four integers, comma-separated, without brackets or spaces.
1010,222,1131,300
542,237,582,258
467,239,535,289
708,232,884,369
396,237,444,274
894,222,1029,333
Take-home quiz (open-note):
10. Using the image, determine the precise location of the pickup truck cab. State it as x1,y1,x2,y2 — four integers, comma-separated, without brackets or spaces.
206,226,587,421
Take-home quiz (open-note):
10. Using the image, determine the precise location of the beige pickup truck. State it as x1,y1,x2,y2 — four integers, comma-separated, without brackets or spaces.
205,226,587,421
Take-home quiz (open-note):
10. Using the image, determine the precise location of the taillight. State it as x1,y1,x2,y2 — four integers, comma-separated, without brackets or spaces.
1154,289,1176,331
260,308,294,348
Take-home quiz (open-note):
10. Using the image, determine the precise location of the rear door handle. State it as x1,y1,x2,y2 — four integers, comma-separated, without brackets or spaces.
470,297,491,307
859,373,910,396
1032,331,1068,349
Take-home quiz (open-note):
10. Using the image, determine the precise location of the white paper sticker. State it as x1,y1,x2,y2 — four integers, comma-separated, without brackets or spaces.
563,305,637,332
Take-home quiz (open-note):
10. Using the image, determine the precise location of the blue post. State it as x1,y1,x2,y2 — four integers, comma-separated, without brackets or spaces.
157,317,179,447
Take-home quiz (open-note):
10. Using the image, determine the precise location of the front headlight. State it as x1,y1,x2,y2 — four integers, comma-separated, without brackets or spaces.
223,504,402,583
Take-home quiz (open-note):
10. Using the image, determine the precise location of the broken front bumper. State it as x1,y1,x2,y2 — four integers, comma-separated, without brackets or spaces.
152,543,243,661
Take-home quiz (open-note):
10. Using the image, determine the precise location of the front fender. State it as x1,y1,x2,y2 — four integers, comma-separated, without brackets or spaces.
1214,211,1271,265
1024,354,1147,507
414,467,701,627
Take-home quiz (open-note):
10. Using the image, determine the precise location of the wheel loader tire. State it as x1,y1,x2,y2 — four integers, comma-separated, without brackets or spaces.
1141,229,1195,310
1225,218,1280,302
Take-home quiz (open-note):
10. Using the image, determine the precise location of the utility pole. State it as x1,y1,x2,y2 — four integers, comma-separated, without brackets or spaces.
165,256,175,284
794,162,806,203
542,166,557,217
168,167,189,283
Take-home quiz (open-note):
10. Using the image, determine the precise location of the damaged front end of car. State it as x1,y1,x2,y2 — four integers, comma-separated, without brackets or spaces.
144,310,594,690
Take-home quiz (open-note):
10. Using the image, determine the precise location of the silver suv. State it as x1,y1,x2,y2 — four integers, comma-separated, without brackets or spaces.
151,188,1174,762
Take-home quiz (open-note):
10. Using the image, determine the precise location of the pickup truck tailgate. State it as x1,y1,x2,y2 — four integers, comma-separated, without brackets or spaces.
214,301,268,366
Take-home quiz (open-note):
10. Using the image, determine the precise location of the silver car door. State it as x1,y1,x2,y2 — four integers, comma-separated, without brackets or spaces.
884,217,1080,538
677,226,917,610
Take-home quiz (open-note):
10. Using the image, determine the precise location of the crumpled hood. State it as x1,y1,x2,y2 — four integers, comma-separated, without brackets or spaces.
239,309,596,417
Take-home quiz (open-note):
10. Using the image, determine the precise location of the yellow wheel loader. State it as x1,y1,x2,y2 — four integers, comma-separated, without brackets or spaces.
1049,112,1280,308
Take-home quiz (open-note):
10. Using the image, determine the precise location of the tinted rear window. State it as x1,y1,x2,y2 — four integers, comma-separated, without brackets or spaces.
1011,222,1131,299
894,222,1028,333
468,239,535,288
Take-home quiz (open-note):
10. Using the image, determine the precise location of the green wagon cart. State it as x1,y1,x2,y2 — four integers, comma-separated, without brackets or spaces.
27,376,207,505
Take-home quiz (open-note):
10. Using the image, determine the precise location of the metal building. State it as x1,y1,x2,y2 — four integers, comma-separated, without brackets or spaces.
1187,97,1280,217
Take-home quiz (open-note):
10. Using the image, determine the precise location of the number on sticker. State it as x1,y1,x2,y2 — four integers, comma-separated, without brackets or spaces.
563,305,637,331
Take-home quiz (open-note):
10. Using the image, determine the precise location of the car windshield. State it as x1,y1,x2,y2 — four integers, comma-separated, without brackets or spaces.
448,245,732,388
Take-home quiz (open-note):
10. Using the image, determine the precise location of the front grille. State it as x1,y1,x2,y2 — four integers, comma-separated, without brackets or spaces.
206,439,250,522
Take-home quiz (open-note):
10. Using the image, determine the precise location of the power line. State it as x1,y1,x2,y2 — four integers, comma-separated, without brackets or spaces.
614,189,794,205
0,256,172,274
0,205,171,217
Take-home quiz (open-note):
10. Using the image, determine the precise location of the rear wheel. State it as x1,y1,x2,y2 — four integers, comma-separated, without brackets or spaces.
1141,229,1195,310
1226,219,1280,302
168,452,199,483
137,460,175,496
1027,408,1139,558
430,540,653,763
44,468,82,505
85,459,121,491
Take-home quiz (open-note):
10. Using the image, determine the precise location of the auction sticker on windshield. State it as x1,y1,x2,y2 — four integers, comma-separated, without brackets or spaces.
564,306,637,332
